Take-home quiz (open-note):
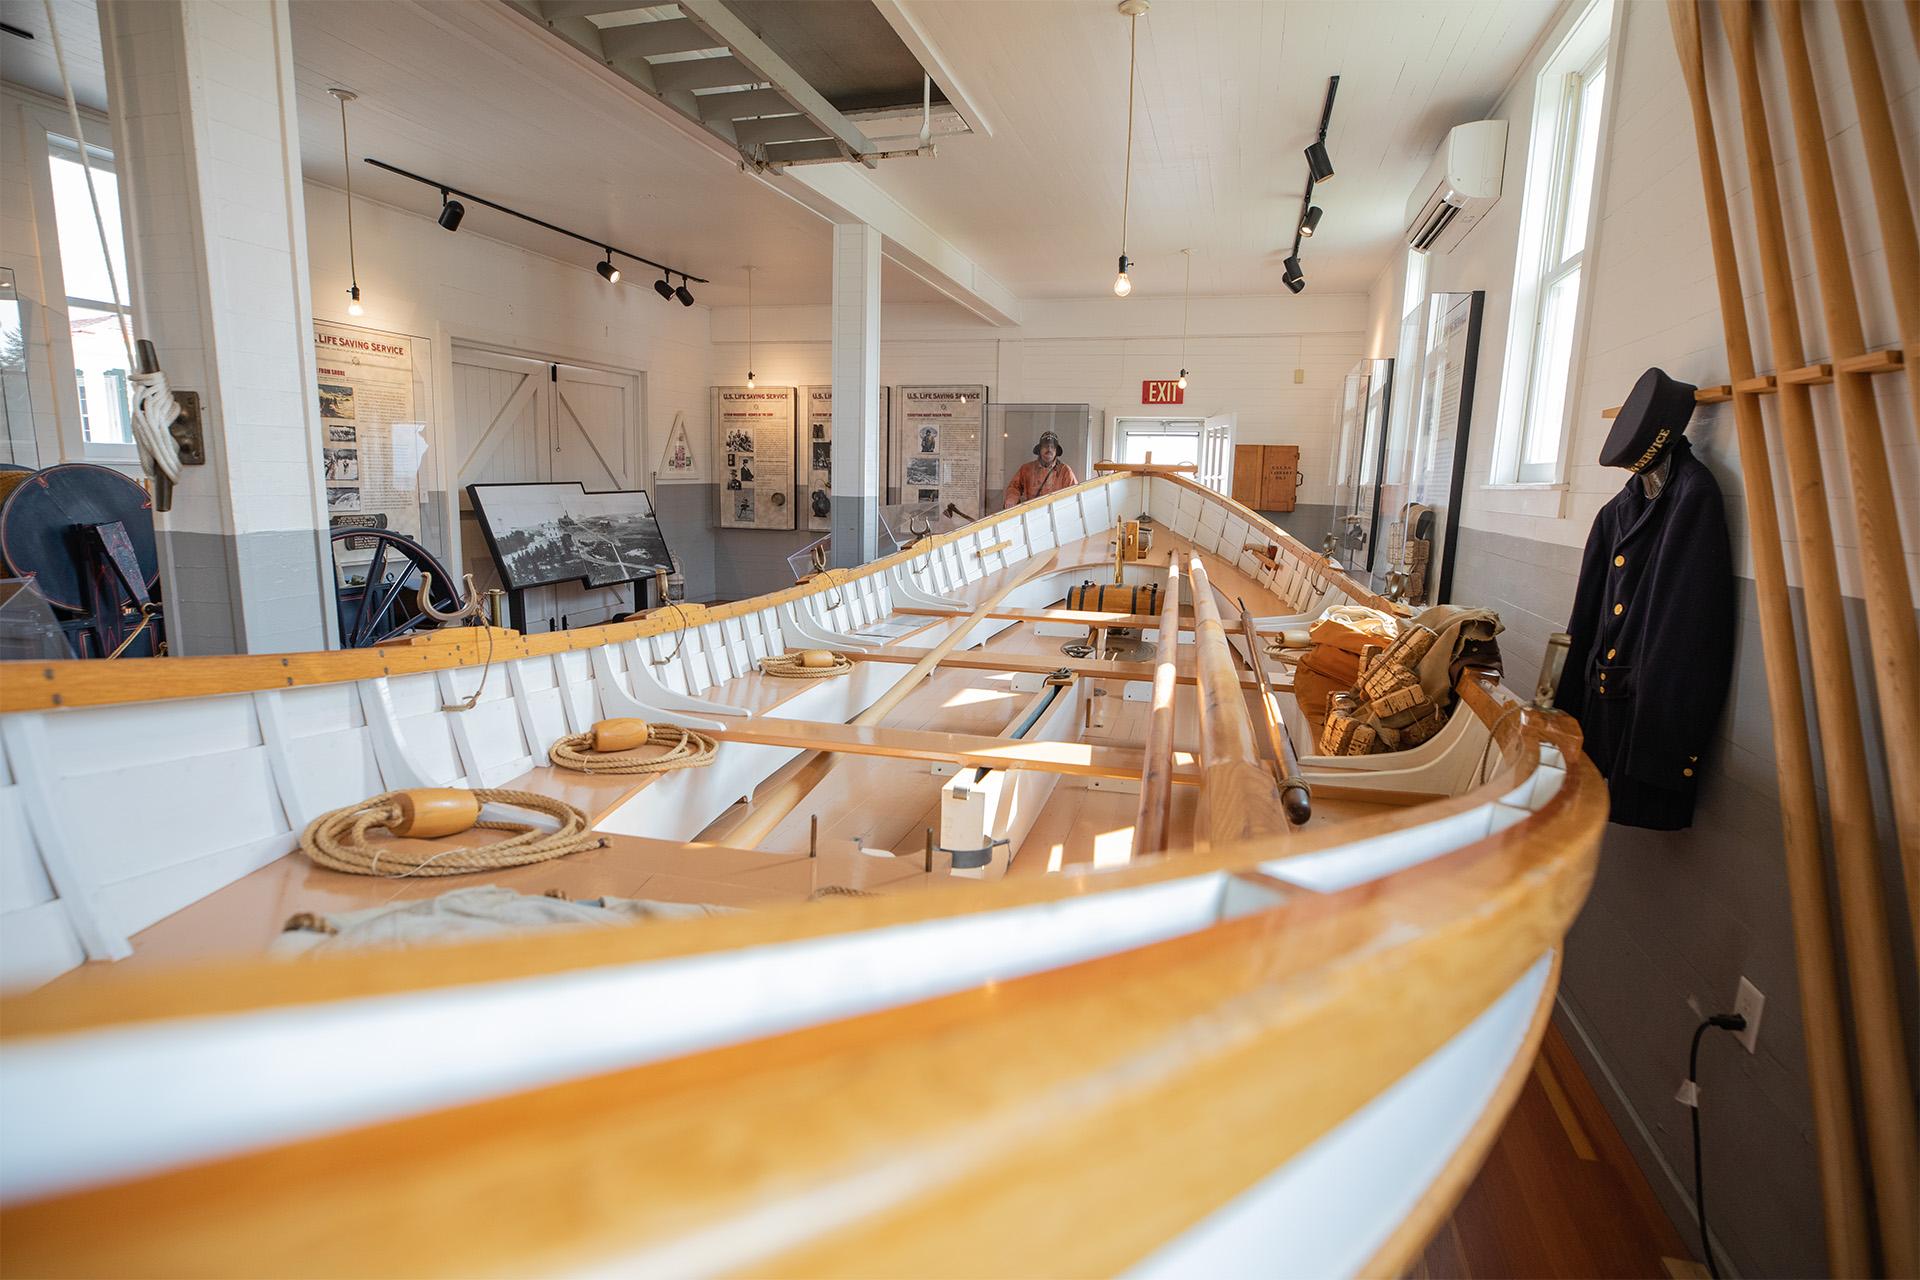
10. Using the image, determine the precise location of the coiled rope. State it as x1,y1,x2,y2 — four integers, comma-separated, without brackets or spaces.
547,722,719,775
760,650,854,679
300,789,603,877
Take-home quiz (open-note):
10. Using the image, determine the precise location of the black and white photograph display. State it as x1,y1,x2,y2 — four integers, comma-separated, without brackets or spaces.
715,386,797,530
895,385,986,514
467,481,673,591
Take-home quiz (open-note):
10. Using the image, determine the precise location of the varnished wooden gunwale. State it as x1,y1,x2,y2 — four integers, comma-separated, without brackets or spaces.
0,469,1357,713
0,690,1602,1279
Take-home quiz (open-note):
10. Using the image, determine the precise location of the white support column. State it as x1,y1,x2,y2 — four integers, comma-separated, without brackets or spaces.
98,0,335,654
829,223,882,568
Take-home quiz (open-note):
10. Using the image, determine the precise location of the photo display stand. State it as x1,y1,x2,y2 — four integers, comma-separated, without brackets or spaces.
893,384,987,522
803,385,891,532
466,481,674,632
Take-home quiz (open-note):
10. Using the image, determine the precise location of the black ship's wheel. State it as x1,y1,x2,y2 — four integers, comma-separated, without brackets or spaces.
329,528,464,648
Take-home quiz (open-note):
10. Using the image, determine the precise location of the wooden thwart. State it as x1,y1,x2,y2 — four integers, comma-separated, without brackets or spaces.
703,716,1202,784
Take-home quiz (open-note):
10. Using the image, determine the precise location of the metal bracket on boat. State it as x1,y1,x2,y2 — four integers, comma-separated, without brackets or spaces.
780,600,878,650
589,644,727,732
939,835,1010,871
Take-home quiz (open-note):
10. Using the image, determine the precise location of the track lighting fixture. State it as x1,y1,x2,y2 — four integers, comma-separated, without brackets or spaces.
1300,205,1322,238
360,158,707,302
1305,139,1335,184
1110,0,1146,298
1283,253,1302,282
1284,273,1305,295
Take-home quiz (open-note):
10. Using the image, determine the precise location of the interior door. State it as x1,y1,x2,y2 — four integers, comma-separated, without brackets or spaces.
453,348,550,624
452,349,643,633
1201,413,1235,495
551,364,640,627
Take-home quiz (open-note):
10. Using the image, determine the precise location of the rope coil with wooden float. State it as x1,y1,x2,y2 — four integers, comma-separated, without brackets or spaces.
299,788,603,877
759,648,854,678
547,717,719,775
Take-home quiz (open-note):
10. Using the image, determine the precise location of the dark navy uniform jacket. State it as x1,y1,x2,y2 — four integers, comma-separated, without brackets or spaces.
1557,439,1735,829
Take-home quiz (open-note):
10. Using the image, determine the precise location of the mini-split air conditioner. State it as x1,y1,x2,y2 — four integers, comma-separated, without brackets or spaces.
1403,120,1508,254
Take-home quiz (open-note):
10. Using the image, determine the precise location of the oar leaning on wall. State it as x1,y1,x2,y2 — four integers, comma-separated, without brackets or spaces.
1667,2,1917,1274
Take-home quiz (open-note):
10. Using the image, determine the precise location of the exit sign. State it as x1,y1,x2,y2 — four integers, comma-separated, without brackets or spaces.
1142,379,1185,405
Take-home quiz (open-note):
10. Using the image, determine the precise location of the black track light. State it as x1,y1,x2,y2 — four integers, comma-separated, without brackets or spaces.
674,278,695,306
1284,272,1306,295
597,251,620,284
437,191,465,232
1305,139,1334,184
1300,205,1323,238
1283,253,1303,281
654,274,674,301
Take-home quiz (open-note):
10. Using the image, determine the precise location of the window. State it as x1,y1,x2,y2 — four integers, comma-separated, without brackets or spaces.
47,134,135,451
1493,1,1612,485
1116,418,1203,467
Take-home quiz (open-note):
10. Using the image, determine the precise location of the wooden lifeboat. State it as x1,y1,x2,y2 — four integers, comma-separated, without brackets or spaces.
0,464,1604,1276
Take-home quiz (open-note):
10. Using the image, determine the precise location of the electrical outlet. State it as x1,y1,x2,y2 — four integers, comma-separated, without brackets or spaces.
1733,977,1764,1053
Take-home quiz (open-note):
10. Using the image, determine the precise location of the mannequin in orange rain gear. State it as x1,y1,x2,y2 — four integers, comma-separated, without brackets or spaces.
1003,431,1079,507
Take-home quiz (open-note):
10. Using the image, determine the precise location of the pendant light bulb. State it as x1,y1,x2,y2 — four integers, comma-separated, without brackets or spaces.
1109,0,1145,298
1113,254,1133,297
347,283,364,318
1178,368,1188,390
747,372,756,389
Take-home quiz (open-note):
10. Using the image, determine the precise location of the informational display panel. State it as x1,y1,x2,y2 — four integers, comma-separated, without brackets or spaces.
803,385,890,532
314,321,433,554
714,386,797,530
894,385,986,516
1379,291,1483,606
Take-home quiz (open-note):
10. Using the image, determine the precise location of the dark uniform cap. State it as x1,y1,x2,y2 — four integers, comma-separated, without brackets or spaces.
1601,368,1697,472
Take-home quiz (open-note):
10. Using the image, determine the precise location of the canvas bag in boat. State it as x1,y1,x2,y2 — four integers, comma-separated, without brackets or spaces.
1065,581,1161,616
1293,604,1401,738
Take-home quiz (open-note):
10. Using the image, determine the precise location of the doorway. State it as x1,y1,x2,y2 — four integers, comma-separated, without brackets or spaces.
451,345,643,631
1112,413,1235,493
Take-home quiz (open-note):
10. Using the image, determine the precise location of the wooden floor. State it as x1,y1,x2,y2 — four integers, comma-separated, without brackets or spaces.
1411,1021,1700,1280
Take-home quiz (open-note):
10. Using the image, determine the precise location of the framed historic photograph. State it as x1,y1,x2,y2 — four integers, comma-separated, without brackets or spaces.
466,481,674,592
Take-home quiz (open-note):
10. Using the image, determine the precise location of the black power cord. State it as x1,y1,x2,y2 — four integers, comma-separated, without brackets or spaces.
1688,1013,1748,1279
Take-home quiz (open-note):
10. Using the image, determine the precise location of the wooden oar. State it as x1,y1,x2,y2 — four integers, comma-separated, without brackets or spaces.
1186,555,1292,851
1831,0,1919,451
1240,603,1309,826
1666,3,1869,1273
1133,554,1183,859
1718,5,1918,1271
717,550,1058,850
1771,0,1920,957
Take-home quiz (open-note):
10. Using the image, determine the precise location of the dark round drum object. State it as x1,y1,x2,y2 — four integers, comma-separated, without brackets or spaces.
0,462,159,611
329,526,465,647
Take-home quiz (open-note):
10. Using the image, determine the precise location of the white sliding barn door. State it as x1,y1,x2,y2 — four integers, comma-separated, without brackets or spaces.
452,348,642,633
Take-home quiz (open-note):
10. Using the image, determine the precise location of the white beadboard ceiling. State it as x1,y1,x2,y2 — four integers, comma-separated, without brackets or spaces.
874,0,1560,298
7,0,1560,309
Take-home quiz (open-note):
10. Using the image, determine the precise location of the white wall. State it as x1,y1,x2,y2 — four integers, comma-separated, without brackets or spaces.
301,182,717,589
710,293,1370,508
1398,0,1917,592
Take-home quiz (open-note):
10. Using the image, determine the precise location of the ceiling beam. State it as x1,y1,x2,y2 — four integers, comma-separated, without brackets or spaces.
675,0,880,168
735,116,832,147
598,18,724,61
538,0,653,19
868,0,994,139
695,87,796,122
650,54,761,95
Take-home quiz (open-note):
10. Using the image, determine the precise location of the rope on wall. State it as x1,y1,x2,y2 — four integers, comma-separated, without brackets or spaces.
299,789,602,877
547,721,718,775
759,649,854,679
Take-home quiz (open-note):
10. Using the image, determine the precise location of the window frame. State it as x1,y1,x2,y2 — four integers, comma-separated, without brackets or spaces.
44,131,138,462
1488,0,1615,490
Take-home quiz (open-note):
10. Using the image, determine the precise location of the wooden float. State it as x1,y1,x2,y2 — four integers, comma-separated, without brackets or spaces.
0,466,1604,1277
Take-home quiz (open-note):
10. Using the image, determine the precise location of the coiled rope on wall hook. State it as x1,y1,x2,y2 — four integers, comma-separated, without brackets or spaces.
299,788,603,877
547,719,719,775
